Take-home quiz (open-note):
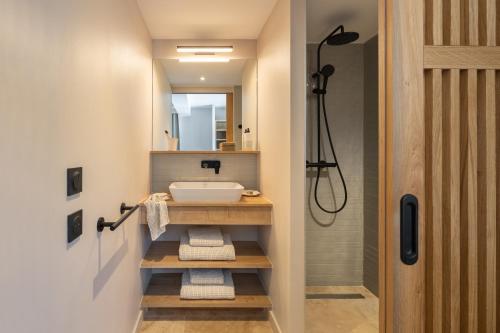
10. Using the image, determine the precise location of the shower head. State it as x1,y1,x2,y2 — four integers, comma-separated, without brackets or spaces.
312,64,335,95
320,64,335,91
328,31,359,45
326,25,359,45
320,64,335,77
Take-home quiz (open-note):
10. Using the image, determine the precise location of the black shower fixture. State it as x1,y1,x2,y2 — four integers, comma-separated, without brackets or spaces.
306,25,359,214
327,30,360,46
312,64,335,95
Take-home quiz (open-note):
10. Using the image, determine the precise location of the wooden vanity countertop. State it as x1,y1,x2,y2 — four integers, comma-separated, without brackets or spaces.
164,196,272,207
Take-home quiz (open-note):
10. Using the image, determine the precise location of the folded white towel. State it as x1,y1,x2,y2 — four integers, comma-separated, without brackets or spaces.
179,233,236,261
144,193,170,241
189,268,225,285
188,227,224,247
180,270,235,300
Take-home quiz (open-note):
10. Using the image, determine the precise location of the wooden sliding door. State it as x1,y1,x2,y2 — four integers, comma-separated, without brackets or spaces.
382,0,500,331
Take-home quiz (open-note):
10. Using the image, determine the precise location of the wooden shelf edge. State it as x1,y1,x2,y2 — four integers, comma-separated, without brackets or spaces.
151,150,260,155
165,196,273,208
141,273,272,309
141,241,272,269
139,196,273,208
138,196,272,225
139,220,272,226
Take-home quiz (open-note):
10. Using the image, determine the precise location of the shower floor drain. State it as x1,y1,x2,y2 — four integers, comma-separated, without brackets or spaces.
306,293,365,300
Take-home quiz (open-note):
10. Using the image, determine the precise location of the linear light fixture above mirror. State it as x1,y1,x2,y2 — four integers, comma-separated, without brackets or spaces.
178,57,230,63
176,46,233,53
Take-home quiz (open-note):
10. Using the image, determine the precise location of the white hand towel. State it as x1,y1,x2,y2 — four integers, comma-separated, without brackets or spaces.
189,268,225,285
188,227,224,247
144,193,170,240
180,270,235,300
179,233,235,261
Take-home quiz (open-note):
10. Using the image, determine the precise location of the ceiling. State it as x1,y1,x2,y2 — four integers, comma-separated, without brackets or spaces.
137,0,278,39
307,0,378,44
143,0,377,86
159,59,248,87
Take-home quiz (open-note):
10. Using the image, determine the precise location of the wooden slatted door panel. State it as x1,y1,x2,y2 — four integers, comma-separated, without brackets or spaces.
424,0,500,332
386,0,500,331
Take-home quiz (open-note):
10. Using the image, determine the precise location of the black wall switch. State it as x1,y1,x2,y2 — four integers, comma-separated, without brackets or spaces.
67,167,82,196
68,210,83,243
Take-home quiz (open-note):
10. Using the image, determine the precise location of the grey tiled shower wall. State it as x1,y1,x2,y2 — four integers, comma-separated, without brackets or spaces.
306,35,378,296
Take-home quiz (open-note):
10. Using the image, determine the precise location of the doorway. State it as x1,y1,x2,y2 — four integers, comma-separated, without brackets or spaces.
304,1,380,332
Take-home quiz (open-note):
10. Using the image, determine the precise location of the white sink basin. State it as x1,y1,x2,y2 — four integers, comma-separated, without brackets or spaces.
169,182,244,202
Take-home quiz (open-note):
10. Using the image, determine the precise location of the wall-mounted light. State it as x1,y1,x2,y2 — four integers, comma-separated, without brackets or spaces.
176,46,233,53
178,57,230,63
200,76,206,81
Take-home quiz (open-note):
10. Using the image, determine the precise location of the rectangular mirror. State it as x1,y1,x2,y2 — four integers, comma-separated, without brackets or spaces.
152,40,257,151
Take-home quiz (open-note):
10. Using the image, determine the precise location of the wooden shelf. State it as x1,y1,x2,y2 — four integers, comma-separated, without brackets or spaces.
150,150,260,155
142,241,272,269
139,196,272,225
142,273,271,309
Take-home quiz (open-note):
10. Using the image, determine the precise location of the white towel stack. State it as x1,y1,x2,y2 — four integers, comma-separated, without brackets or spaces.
179,227,236,300
180,269,235,300
189,268,225,285
179,228,236,261
188,227,224,247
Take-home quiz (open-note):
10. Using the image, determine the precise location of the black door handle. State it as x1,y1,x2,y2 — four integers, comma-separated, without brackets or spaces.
400,194,418,265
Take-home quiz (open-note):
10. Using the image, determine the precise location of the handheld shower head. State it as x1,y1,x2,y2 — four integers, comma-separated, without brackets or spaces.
320,64,335,77
320,64,335,91
312,64,335,95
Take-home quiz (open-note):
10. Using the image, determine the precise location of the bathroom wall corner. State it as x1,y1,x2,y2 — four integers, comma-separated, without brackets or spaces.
362,34,379,296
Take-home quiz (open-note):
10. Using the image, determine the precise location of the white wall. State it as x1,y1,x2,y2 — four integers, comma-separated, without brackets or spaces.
257,0,306,332
152,60,173,150
242,59,258,149
0,1,152,333
289,0,306,331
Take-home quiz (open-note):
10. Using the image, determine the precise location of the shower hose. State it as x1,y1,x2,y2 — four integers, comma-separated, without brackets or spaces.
313,93,348,214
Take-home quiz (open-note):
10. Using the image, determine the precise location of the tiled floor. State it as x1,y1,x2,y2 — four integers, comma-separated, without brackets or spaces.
139,309,274,333
306,286,379,333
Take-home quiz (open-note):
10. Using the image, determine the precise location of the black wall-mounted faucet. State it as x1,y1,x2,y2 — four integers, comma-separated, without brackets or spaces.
201,160,221,174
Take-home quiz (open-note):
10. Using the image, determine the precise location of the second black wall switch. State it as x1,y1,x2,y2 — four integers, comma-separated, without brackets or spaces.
67,210,83,243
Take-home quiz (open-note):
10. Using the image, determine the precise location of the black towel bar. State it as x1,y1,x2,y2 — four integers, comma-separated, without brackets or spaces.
97,202,139,232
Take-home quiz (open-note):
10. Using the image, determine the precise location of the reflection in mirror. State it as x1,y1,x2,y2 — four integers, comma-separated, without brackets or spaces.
152,41,257,151
172,93,229,150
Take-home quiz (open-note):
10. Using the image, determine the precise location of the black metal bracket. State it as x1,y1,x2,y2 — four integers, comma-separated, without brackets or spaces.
312,88,327,95
120,203,135,215
97,202,139,232
306,160,337,169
